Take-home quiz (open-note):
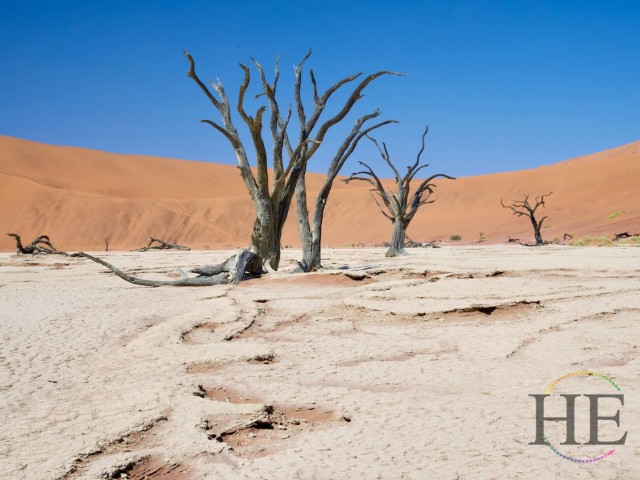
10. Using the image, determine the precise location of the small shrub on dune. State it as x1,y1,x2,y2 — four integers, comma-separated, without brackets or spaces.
620,236,640,246
570,236,614,247
607,210,626,220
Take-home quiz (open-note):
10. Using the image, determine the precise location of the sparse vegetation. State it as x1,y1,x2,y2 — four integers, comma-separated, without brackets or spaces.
570,236,614,247
608,210,626,220
450,234,462,241
478,232,487,243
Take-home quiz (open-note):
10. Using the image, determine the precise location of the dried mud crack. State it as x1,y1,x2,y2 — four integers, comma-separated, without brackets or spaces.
59,415,169,480
211,404,340,458
105,455,193,480
438,300,541,319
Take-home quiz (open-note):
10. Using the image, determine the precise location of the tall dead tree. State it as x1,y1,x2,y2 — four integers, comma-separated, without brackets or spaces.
345,127,455,257
184,50,399,270
500,193,552,245
295,113,397,271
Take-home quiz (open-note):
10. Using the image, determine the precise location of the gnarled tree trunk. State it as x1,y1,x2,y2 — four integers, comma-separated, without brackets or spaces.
252,194,296,270
532,218,543,246
387,219,407,257
295,166,315,271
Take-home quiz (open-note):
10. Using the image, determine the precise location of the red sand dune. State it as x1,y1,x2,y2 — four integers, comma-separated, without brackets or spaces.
0,135,638,251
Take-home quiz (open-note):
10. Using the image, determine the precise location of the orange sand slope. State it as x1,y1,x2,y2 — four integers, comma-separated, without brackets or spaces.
0,135,638,251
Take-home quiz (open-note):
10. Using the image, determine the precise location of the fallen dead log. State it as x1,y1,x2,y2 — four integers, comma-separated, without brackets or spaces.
405,235,441,249
7,233,67,255
613,232,639,242
135,237,190,252
73,249,262,287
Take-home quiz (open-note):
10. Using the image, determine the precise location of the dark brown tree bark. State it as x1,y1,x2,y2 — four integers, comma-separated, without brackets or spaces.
344,127,455,257
500,193,552,246
184,50,399,270
613,232,638,242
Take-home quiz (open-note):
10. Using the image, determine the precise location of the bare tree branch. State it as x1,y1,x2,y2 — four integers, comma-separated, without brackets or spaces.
73,250,261,287
135,238,190,252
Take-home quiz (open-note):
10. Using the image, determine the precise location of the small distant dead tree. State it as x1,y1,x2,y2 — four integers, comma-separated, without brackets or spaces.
7,233,66,255
295,113,397,271
135,237,190,252
184,50,399,270
613,232,638,242
75,249,261,287
344,127,455,257
500,193,552,246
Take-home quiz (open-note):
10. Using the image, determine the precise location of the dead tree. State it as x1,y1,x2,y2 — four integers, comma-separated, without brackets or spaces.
7,233,66,255
613,232,638,242
184,50,399,270
135,237,190,252
344,127,455,257
295,113,397,271
74,250,261,287
500,193,552,246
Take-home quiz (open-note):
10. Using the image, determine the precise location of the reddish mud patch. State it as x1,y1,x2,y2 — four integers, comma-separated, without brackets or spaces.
117,456,194,479
215,405,339,458
60,416,169,479
242,272,374,289
186,361,223,374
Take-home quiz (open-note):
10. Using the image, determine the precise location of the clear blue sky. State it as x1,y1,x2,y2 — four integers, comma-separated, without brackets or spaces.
0,0,638,178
